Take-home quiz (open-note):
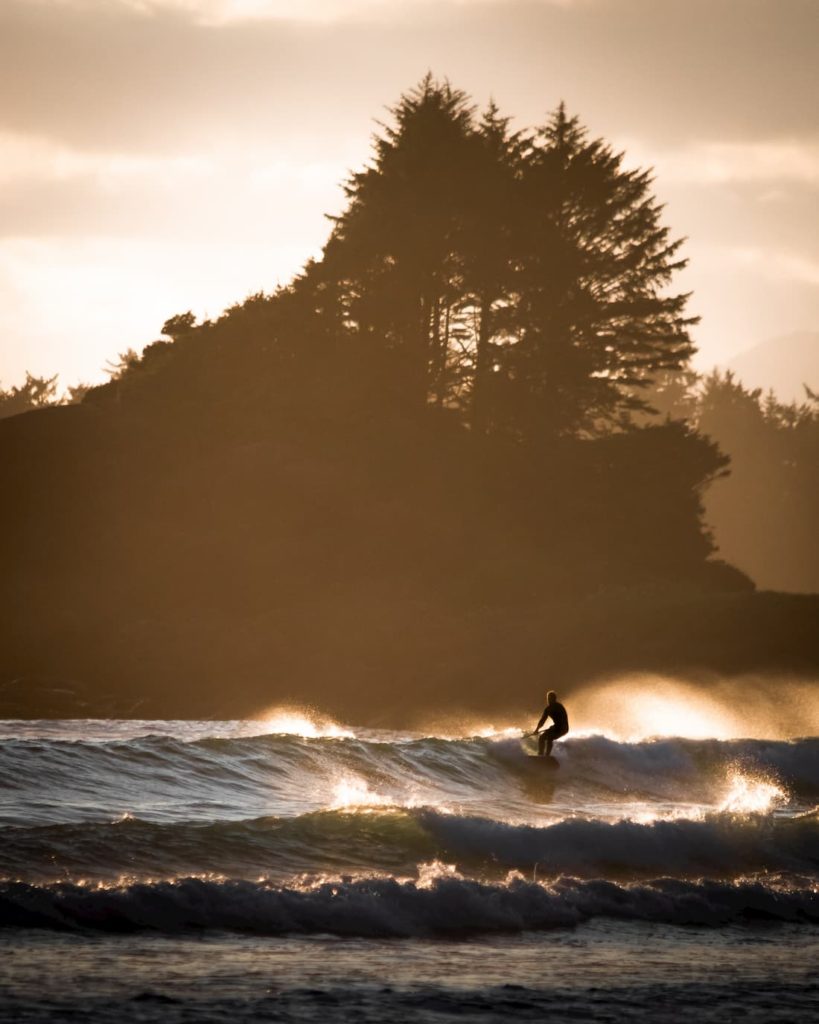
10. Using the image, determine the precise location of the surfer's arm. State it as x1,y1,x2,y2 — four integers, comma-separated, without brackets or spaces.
534,709,549,732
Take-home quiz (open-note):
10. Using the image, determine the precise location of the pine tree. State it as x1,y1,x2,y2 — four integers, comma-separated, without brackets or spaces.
501,104,697,438
461,102,526,433
322,75,478,408
317,85,696,438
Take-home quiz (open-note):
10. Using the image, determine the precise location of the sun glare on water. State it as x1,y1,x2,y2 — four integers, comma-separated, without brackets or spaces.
331,776,391,810
474,725,522,739
256,708,354,739
719,769,786,814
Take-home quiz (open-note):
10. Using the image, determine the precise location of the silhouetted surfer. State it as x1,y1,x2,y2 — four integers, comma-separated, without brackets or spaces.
532,691,569,756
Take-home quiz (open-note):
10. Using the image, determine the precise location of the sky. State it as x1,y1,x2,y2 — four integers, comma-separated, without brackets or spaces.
1,0,817,390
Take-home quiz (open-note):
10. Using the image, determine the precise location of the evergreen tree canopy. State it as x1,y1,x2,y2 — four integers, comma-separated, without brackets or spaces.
9,78,819,718
507,105,696,437
319,78,697,439
322,76,479,407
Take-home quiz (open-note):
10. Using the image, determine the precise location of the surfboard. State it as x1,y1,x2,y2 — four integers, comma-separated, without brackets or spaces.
526,754,560,769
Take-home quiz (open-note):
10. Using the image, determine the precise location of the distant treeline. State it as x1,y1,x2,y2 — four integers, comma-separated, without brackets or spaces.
1,78,817,717
648,369,819,593
4,364,816,596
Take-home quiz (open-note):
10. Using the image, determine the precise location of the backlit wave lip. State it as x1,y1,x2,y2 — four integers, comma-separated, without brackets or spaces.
2,735,818,805
2,872,817,936
2,806,817,885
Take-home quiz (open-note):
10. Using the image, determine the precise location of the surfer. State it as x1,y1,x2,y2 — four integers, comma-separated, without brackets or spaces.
532,691,569,756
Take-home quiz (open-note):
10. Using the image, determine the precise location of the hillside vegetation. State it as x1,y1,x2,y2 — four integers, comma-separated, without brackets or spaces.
2,79,817,719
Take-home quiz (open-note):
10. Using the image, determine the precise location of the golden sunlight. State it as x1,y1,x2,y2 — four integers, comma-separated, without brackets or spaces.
718,769,787,814
573,675,819,741
572,676,745,741
255,707,353,739
621,691,739,741
330,776,391,810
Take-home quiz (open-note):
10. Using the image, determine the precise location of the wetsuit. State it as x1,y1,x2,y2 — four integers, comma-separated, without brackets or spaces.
537,702,568,737
536,702,569,754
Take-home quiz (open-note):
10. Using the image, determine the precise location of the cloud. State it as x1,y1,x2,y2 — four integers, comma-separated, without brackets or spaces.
684,237,819,288
679,244,819,368
620,140,819,188
725,247,819,287
1,0,817,382
1,0,816,156
0,132,214,187
45,0,590,24
0,130,352,241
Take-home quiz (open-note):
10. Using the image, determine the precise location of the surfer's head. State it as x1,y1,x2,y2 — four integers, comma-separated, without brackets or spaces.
547,690,557,704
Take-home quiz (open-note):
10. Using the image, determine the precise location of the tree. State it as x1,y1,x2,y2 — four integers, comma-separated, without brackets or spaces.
66,382,92,404
105,349,142,381
0,372,59,419
633,366,700,423
461,102,526,432
162,311,197,339
319,85,696,439
500,104,697,439
322,75,479,409
687,370,819,591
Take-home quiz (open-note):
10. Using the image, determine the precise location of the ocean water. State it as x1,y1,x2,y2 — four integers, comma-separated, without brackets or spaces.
1,713,818,1022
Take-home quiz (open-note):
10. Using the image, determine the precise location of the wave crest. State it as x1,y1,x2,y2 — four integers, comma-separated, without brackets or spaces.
2,873,816,936
3,806,818,884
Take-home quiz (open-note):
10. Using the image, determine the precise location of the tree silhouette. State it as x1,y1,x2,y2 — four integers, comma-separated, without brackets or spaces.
462,101,525,433
105,349,142,381
322,75,479,409
6,79,815,718
501,104,696,439
0,372,59,419
162,312,197,339
318,82,696,438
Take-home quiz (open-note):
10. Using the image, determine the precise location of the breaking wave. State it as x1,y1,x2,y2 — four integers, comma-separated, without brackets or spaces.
2,873,817,936
2,718,817,938
3,806,817,884
2,730,818,828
